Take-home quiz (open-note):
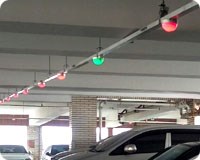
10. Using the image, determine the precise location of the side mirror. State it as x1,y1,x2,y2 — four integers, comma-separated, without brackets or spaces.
46,152,51,156
124,144,137,154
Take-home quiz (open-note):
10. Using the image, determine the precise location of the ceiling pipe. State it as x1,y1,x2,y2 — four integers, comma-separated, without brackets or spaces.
124,120,177,124
119,102,176,107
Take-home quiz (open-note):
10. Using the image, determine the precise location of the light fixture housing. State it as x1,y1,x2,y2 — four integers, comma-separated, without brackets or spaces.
161,17,178,32
0,0,7,8
22,89,29,95
92,55,105,66
38,80,46,88
57,72,66,80
5,96,11,102
13,93,19,98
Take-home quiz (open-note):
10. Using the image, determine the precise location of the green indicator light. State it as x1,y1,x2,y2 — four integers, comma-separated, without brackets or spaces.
92,56,105,66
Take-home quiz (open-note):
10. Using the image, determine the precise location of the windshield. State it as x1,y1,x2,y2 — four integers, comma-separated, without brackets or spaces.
92,129,136,152
0,145,27,153
151,144,192,160
52,145,69,152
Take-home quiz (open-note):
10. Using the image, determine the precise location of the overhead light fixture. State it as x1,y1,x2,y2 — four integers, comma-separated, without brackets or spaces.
22,89,29,95
159,0,178,32
57,72,66,80
0,100,3,104
0,0,7,8
5,96,11,102
92,37,105,66
58,57,68,80
13,93,19,98
38,80,46,88
92,55,105,66
161,17,178,32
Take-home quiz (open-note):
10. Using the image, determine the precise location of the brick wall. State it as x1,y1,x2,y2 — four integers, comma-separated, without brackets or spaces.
70,96,97,150
188,116,194,125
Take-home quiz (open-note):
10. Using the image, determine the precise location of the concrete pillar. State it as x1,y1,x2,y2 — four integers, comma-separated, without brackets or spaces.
70,96,97,150
27,126,41,160
108,128,113,137
187,100,195,125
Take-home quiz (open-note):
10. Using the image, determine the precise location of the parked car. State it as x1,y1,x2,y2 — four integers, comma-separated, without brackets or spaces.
0,145,33,160
41,144,69,160
148,141,200,160
59,125,200,160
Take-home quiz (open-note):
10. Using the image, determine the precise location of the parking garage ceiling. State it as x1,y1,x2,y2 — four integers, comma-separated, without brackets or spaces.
0,0,200,125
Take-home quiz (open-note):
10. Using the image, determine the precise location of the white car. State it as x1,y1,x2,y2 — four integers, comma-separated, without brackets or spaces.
59,125,200,160
0,145,33,160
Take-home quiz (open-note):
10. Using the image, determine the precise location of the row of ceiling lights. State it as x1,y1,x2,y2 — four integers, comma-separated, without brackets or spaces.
0,72,67,104
0,42,103,105
0,0,199,104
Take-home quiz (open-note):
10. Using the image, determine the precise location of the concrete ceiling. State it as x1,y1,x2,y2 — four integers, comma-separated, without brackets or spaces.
0,0,200,125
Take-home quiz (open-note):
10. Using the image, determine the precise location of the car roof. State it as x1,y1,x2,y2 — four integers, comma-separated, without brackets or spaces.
45,144,69,148
132,125,200,132
0,145,24,147
119,125,200,141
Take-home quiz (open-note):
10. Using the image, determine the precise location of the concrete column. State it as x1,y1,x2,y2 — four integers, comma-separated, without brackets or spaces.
108,128,113,137
187,100,195,125
27,126,41,160
70,96,97,150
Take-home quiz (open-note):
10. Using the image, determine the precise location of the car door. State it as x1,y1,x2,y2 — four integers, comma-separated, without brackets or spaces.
107,130,167,160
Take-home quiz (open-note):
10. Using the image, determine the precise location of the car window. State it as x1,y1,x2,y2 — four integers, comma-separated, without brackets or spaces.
94,130,137,152
149,143,200,160
171,130,200,146
176,145,200,160
110,130,166,155
149,143,191,160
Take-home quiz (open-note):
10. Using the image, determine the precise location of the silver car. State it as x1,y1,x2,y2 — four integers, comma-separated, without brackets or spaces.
0,145,33,160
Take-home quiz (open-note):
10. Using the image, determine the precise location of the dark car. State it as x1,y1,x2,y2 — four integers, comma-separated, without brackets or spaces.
41,144,69,160
59,125,200,160
148,141,200,160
